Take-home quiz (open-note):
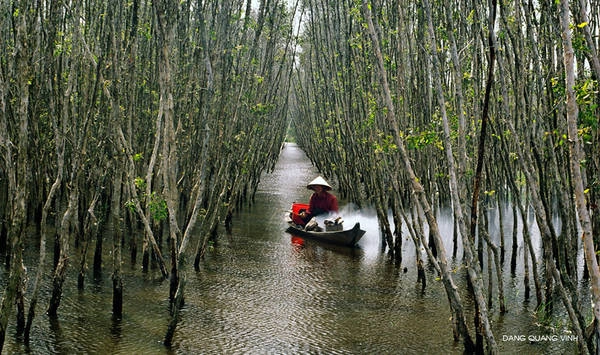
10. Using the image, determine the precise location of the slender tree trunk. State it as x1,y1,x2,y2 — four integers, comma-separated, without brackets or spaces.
496,191,506,263
47,0,101,317
0,3,31,349
153,0,180,306
422,0,497,350
48,181,78,317
362,1,474,350
468,1,498,351
24,0,66,336
506,117,589,352
574,0,600,80
560,1,599,351
79,190,100,289
0,1,30,344
111,168,124,319
391,195,403,264
396,188,426,291
510,199,518,275
93,220,103,279
481,207,506,313
25,124,64,339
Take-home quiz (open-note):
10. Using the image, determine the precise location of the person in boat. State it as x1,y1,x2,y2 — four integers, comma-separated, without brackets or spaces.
299,176,339,223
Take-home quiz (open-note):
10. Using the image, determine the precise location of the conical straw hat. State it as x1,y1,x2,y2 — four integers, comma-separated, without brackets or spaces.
307,176,332,191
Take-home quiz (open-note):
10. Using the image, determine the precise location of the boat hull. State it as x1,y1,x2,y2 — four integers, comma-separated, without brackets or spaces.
285,222,365,247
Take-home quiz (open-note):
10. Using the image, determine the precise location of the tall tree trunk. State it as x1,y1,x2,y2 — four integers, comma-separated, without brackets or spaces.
153,0,181,304
24,0,67,339
468,0,498,351
153,0,184,346
48,180,78,317
560,1,599,351
47,19,89,317
422,0,497,350
0,1,30,349
361,1,475,351
25,71,66,341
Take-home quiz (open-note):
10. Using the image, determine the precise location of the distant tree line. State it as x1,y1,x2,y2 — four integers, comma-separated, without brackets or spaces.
0,0,296,350
292,0,599,353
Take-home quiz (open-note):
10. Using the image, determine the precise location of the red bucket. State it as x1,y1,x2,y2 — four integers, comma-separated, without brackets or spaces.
291,202,309,225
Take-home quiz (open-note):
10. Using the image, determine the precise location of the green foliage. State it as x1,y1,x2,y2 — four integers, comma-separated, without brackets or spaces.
373,132,397,154
349,0,363,22
148,192,168,222
547,77,597,145
544,130,568,147
133,152,144,162
250,102,273,115
484,190,496,197
126,177,167,222
515,171,527,188
576,78,598,144
403,129,443,151
140,21,152,40
435,171,449,179
570,22,589,54
124,200,136,213
466,9,476,25
134,176,146,190
357,92,378,134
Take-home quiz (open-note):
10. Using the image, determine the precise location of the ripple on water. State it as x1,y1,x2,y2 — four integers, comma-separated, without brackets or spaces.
2,143,578,354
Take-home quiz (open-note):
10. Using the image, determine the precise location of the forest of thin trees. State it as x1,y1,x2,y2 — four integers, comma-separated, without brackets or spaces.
0,0,296,350
292,0,600,353
1,0,599,353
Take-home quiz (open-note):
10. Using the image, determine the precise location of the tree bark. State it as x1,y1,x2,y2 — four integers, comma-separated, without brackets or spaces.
560,1,600,351
0,1,30,349
24,0,66,340
362,1,474,351
467,0,498,351
111,168,124,319
422,0,497,350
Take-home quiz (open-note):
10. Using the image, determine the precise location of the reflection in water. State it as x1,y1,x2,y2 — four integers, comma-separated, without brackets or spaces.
1,143,577,354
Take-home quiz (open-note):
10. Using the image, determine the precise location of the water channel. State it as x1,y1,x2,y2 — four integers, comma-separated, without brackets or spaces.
3,143,579,354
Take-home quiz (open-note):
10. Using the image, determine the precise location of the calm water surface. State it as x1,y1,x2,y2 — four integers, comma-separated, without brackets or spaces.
3,143,578,354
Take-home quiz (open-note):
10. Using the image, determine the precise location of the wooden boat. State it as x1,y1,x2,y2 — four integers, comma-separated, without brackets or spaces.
285,222,366,247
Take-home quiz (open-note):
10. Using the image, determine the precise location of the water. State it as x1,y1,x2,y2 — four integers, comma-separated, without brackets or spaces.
1,143,579,354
